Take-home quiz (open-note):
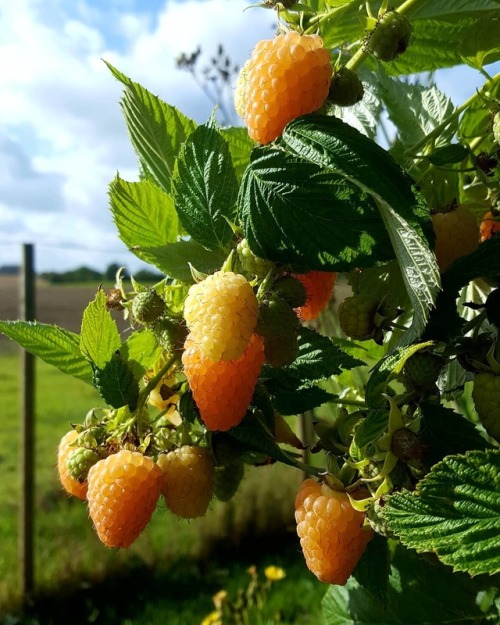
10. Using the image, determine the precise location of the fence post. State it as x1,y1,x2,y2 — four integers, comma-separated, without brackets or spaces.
19,243,35,602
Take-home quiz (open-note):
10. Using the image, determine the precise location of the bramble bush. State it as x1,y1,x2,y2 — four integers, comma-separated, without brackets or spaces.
2,0,500,622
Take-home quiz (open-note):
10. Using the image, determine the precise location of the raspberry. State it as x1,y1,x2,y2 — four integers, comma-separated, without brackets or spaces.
157,445,215,518
87,450,162,548
480,211,500,242
402,351,445,394
57,431,88,500
295,479,373,585
472,373,500,440
236,238,274,278
67,447,100,483
328,67,364,107
256,295,300,367
338,294,379,340
431,206,479,272
131,289,165,325
214,461,245,502
242,31,332,144
234,60,250,119
390,427,424,462
293,271,337,320
367,10,412,62
182,333,265,431
184,271,258,362
494,111,500,145
272,276,307,308
152,315,188,354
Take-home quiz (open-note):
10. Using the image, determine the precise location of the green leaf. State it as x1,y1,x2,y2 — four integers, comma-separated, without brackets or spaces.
172,120,238,250
383,449,500,576
220,126,254,181
228,411,302,470
419,402,492,469
80,290,122,369
109,176,180,270
352,534,391,605
93,352,139,410
0,321,93,384
137,239,226,283
427,143,469,166
120,330,163,380
239,146,393,271
353,410,389,452
104,61,196,193
425,237,500,341
377,73,456,150
282,116,440,343
271,386,334,415
322,542,485,625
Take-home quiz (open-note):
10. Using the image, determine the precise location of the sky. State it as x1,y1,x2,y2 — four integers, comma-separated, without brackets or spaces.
0,0,497,274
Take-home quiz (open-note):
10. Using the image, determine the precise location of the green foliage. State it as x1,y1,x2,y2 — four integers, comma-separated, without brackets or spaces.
172,119,238,250
322,543,486,625
0,320,93,384
109,176,180,270
383,450,500,576
105,61,196,193
3,1,500,620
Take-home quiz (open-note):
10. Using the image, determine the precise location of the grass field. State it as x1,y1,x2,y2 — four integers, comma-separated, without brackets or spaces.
0,277,326,623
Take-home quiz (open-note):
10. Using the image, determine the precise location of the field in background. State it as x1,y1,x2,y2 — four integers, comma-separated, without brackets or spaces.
0,277,324,622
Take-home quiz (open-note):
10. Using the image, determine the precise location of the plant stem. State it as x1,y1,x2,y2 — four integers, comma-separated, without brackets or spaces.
136,354,178,412
328,398,366,408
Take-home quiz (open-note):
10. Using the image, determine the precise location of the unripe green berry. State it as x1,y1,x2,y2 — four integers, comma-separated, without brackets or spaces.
131,290,165,325
402,351,445,394
272,276,307,308
367,10,412,62
472,373,500,440
338,295,379,341
152,316,188,354
67,447,100,482
256,296,300,367
237,238,274,278
328,67,364,107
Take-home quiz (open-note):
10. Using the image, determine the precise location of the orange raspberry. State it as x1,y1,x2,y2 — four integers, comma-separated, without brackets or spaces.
295,479,373,585
293,271,337,320
87,450,162,548
182,333,265,431
242,31,332,144
480,211,500,242
157,445,215,518
183,271,258,362
432,205,479,272
57,430,88,500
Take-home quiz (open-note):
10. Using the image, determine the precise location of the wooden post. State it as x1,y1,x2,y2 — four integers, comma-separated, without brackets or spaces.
19,243,35,602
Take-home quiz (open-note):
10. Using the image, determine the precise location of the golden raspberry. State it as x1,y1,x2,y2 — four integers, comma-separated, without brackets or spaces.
243,31,332,144
432,206,479,272
295,479,373,585
158,445,215,518
183,271,258,362
182,333,265,431
480,210,500,242
87,450,162,548
57,430,88,500
293,271,337,320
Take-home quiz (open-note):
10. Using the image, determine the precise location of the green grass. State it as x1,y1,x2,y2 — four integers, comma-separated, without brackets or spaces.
0,352,325,622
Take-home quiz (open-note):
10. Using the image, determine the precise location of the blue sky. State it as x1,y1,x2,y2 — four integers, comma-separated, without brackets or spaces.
0,0,496,273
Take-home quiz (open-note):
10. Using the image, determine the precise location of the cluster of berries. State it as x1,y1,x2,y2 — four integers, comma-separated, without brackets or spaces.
58,428,216,548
